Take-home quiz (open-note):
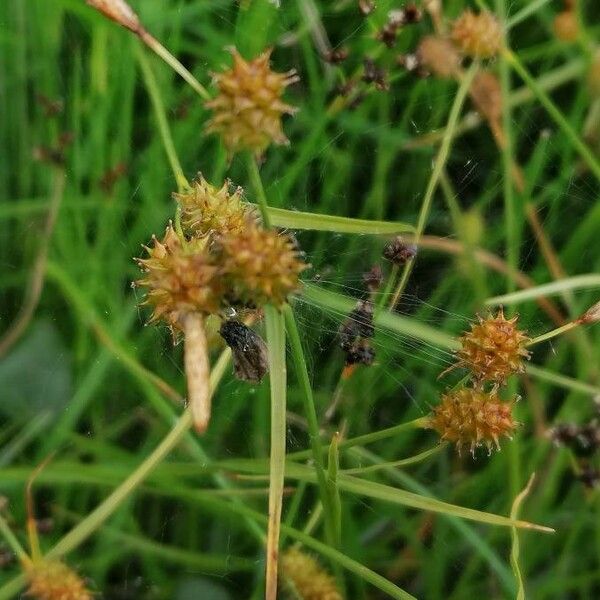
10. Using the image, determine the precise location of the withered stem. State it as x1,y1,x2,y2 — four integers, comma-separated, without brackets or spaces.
184,313,211,433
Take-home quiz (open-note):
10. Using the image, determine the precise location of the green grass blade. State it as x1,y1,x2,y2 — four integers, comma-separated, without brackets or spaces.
264,205,415,234
264,305,287,600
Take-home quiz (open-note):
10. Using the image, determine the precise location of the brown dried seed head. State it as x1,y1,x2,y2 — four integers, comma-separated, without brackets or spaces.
135,225,223,330
451,10,503,59
428,387,518,453
417,36,462,79
553,10,579,42
469,70,502,123
218,224,308,307
280,547,343,600
174,175,256,238
86,0,141,33
455,308,531,384
26,560,92,600
205,48,298,156
581,299,600,323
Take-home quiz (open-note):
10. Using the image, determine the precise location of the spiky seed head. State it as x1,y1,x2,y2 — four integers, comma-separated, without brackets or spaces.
135,224,223,331
469,70,502,123
218,224,307,307
280,548,343,600
205,48,299,156
174,175,257,238
417,36,462,78
451,10,503,59
26,560,92,600
428,387,517,454
455,308,531,384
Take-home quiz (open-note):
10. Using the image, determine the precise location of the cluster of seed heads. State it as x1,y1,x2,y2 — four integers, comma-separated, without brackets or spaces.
135,175,307,431
135,175,307,335
428,308,531,454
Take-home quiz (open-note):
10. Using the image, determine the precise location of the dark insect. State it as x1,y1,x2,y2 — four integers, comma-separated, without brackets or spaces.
220,320,269,383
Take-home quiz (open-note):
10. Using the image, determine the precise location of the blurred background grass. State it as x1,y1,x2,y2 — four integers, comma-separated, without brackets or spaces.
1,0,600,598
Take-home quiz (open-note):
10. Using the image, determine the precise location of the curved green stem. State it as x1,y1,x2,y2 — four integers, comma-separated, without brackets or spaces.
389,63,478,309
136,45,189,193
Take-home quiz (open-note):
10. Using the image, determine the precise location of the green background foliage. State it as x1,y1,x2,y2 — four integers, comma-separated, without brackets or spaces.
1,0,600,598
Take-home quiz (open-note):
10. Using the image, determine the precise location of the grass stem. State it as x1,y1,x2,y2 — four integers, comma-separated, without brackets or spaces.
389,63,478,309
136,45,189,193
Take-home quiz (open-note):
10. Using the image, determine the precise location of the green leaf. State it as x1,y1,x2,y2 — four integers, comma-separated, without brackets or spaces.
485,274,600,306
281,463,553,532
263,205,415,235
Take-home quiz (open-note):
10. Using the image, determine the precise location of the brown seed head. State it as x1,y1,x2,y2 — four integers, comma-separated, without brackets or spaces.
174,175,257,238
553,10,579,42
218,224,307,307
135,225,223,330
205,48,299,156
417,36,462,79
455,308,531,384
469,70,502,123
26,560,92,600
581,299,600,324
451,10,503,59
280,547,342,600
86,0,141,33
428,386,518,453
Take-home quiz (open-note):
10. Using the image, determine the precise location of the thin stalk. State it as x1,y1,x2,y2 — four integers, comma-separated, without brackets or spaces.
283,305,338,548
485,274,600,305
342,444,445,475
327,433,342,547
504,48,600,183
389,63,478,309
377,263,399,309
0,513,29,566
287,417,430,462
510,474,536,600
138,30,211,101
496,0,518,293
527,321,580,347
264,305,287,600
507,0,552,29
136,45,189,193
246,153,272,227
